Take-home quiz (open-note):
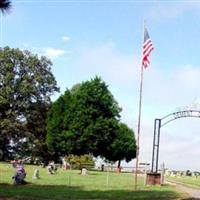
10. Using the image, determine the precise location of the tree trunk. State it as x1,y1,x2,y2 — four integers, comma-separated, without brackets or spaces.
1,137,9,161
117,160,121,173
117,160,121,168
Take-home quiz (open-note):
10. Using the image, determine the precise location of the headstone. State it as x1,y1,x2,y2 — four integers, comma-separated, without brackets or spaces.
62,157,69,170
81,168,87,175
33,169,40,179
47,161,56,174
47,165,53,174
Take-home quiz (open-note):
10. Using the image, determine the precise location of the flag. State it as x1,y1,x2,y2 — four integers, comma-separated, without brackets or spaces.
142,27,154,68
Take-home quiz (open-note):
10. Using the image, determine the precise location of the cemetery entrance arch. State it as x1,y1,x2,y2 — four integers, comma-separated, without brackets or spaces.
151,110,200,173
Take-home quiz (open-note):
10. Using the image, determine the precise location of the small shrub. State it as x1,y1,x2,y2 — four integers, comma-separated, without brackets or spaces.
65,154,95,169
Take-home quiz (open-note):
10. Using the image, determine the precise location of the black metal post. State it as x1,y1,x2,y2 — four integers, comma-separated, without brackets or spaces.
151,119,161,173
151,119,157,172
155,119,161,172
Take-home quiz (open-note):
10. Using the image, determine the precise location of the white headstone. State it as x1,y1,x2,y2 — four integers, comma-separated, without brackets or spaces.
33,169,40,179
81,168,87,175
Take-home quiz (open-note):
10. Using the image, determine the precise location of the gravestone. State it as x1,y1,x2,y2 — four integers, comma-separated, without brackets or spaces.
81,168,87,175
33,169,40,179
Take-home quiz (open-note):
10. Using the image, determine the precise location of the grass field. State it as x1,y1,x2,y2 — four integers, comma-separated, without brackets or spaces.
0,162,189,200
166,175,200,188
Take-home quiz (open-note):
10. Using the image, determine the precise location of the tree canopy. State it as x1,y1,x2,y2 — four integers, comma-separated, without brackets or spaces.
107,122,136,167
47,77,136,163
0,47,59,160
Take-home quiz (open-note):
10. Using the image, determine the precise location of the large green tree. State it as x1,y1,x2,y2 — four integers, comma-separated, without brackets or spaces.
47,77,121,160
47,77,136,163
0,47,59,160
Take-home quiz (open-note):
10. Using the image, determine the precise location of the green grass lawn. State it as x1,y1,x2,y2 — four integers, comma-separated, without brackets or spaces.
0,162,189,200
166,175,200,188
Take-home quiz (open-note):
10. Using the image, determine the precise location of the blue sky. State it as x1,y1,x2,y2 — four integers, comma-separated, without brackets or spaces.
3,0,200,170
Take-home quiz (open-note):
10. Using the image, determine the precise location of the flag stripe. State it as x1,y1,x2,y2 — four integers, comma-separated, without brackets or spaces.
142,28,154,68
143,42,153,57
143,45,154,59
143,39,152,48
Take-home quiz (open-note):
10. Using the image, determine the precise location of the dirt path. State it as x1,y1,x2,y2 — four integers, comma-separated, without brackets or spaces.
0,198,24,200
166,180,200,199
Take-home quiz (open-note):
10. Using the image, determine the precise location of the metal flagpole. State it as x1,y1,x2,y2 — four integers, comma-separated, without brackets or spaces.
134,21,145,190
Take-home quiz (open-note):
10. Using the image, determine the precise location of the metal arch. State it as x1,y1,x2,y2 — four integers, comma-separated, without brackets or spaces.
161,115,200,127
151,110,200,173
161,110,200,127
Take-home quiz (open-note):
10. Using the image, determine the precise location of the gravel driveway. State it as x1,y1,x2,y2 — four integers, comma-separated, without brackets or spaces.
166,180,200,200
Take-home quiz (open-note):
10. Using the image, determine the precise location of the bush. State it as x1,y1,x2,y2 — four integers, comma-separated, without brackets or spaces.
65,154,95,170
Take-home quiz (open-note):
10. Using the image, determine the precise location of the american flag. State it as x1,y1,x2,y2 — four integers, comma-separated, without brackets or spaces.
142,28,154,68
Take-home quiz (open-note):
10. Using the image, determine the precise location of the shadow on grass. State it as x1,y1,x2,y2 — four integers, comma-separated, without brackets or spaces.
0,183,183,200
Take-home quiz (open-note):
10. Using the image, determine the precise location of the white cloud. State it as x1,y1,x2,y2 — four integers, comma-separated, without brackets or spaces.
75,42,140,88
20,44,70,60
143,65,200,110
43,47,66,59
62,36,70,42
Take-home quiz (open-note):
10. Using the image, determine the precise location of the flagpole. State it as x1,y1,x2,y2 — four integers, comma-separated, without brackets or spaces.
134,21,145,190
